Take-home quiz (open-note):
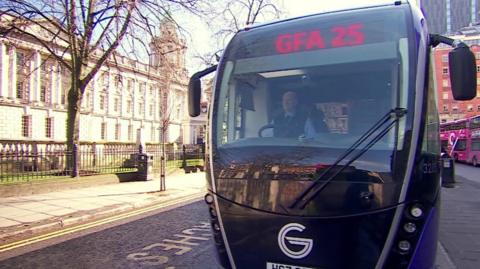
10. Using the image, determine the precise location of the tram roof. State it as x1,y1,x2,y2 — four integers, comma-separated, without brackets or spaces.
241,1,412,33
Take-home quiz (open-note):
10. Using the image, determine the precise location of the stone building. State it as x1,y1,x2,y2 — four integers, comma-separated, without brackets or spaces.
0,20,196,145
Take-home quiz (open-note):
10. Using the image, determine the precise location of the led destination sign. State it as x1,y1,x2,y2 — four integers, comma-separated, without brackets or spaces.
276,23,365,54
227,7,407,60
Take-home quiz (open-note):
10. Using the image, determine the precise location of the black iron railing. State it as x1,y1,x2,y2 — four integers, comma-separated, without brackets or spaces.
0,141,204,183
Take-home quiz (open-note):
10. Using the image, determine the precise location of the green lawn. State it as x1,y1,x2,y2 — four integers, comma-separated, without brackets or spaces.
0,158,203,184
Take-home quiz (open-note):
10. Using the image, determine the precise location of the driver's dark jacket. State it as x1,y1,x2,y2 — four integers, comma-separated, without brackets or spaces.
272,109,308,138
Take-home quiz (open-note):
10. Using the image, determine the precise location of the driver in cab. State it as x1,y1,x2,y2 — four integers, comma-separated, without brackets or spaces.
273,91,308,138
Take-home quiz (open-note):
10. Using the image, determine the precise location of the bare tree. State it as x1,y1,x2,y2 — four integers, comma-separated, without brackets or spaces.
0,0,202,177
196,0,283,65
146,21,188,190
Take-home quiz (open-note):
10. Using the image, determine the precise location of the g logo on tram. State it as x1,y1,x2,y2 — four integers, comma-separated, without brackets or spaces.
278,223,313,259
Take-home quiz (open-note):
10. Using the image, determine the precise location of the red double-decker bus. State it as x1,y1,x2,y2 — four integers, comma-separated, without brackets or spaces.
440,115,480,166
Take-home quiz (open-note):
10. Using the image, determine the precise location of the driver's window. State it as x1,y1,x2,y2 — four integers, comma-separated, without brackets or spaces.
222,74,271,141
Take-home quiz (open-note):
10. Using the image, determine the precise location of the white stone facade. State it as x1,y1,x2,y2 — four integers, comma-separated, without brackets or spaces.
0,23,196,145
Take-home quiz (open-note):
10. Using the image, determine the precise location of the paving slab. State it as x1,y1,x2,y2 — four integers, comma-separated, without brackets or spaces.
12,213,53,223
12,203,63,212
0,207,35,218
45,208,77,217
0,218,21,228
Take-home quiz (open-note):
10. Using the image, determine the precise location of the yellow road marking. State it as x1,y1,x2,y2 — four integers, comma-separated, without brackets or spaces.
0,192,204,253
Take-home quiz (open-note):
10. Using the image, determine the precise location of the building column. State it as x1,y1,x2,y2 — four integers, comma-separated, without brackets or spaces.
120,78,125,117
91,74,98,112
0,42,9,98
56,66,62,106
154,86,159,121
106,71,112,115
143,82,148,118
132,80,137,117
8,46,17,100
30,51,41,102
50,65,57,105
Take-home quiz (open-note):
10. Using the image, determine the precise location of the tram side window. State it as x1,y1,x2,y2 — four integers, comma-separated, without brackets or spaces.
236,76,270,139
219,74,271,142
422,62,440,155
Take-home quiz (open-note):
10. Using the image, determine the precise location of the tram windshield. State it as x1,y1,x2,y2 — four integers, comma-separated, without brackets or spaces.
212,5,415,216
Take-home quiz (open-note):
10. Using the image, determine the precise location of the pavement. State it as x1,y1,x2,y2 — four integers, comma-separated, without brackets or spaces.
0,170,207,244
438,175,480,269
0,169,471,269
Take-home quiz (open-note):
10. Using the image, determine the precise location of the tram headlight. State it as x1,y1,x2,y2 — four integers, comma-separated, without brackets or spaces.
205,193,214,204
403,222,417,234
409,205,423,218
398,240,411,253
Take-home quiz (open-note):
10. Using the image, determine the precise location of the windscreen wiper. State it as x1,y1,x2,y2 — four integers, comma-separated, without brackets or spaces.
288,108,407,210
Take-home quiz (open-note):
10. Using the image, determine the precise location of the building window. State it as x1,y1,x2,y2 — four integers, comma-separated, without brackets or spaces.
115,123,121,140
45,117,53,138
114,98,119,112
151,127,155,141
442,92,449,100
441,55,448,62
22,115,32,137
478,105,480,112
16,52,25,66
127,79,133,91
139,102,144,115
476,52,480,59
128,125,133,141
127,100,132,114
443,105,448,112
40,86,47,102
99,95,106,110
114,75,122,88
149,104,154,116
442,79,449,87
477,66,480,73
102,72,109,86
85,92,91,108
468,105,473,112
61,90,66,105
16,81,24,99
41,58,47,71
101,122,107,140
452,106,459,113
442,67,448,74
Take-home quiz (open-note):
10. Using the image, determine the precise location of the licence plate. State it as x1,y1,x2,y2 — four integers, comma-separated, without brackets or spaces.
266,262,315,269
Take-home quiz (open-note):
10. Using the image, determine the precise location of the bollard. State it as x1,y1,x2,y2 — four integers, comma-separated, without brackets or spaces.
182,145,187,172
441,155,455,188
